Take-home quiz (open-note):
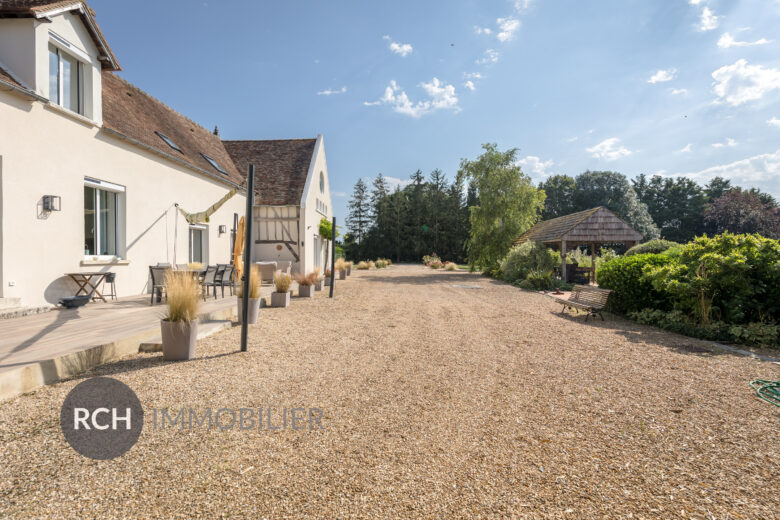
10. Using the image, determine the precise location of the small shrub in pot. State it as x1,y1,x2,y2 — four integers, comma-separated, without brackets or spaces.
295,271,317,298
161,271,200,360
272,272,292,307
237,264,262,324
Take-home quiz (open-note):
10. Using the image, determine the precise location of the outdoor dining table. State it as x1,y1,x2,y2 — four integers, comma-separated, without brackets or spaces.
65,272,109,303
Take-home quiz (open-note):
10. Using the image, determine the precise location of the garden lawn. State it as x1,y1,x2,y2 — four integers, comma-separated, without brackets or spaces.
0,264,777,518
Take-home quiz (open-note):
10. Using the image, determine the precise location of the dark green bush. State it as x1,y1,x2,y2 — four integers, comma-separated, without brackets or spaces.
517,269,553,290
625,239,679,256
643,233,780,324
631,309,779,348
499,241,558,283
595,253,674,313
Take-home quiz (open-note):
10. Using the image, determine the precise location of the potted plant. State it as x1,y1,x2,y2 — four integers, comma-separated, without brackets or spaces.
336,257,347,280
312,267,323,291
295,271,317,298
161,271,200,361
324,268,332,286
271,272,292,307
356,261,369,270
237,264,261,324
346,261,353,276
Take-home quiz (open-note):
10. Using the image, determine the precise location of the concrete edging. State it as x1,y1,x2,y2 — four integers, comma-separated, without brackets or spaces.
0,305,237,402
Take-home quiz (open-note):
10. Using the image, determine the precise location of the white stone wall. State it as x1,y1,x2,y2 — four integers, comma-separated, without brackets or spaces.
0,90,246,306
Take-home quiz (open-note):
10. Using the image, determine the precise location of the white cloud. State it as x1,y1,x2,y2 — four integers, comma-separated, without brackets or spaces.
316,86,347,96
679,143,693,153
689,0,705,5
476,49,499,65
364,78,459,118
717,32,771,48
768,117,780,128
514,0,533,12
711,59,780,106
586,138,632,161
474,26,492,35
681,149,780,189
496,17,521,42
517,156,554,179
383,176,413,190
464,72,483,80
648,68,676,84
382,35,413,57
712,137,737,148
566,136,579,143
332,191,347,198
670,88,688,95
464,80,476,91
699,7,719,31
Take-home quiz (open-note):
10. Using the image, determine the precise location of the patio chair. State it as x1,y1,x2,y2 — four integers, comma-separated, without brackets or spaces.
156,262,171,267
149,266,170,305
276,260,292,276
256,261,277,285
216,264,235,298
201,265,218,300
102,272,117,301
175,263,189,271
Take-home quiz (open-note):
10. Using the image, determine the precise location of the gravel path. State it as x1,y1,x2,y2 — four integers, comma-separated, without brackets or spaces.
1,264,778,519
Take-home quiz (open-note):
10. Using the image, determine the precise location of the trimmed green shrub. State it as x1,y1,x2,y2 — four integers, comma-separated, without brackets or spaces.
626,239,679,256
595,253,674,313
499,241,558,283
643,233,780,325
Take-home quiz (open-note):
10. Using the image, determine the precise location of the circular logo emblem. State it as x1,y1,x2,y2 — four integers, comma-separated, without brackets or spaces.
60,377,143,460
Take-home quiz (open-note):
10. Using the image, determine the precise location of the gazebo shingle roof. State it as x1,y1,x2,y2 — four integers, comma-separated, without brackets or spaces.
514,207,643,245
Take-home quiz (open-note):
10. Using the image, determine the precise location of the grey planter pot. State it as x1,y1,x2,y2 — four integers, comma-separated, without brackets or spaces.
324,277,331,286
314,280,323,291
271,291,291,308
237,296,261,324
299,285,315,298
346,266,352,276
161,319,198,361
339,270,346,280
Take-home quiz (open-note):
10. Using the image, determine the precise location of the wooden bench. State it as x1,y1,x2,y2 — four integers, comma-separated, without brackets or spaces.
554,285,612,321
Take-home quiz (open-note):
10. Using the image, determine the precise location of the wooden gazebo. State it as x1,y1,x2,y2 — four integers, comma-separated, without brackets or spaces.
514,207,643,283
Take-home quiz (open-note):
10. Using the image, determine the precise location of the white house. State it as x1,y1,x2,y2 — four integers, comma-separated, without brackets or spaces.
0,0,332,308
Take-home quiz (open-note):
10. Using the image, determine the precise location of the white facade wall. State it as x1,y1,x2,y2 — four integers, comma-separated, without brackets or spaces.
0,90,246,306
0,19,37,90
300,135,333,275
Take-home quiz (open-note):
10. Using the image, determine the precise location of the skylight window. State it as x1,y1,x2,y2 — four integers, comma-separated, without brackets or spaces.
155,131,181,153
201,153,227,175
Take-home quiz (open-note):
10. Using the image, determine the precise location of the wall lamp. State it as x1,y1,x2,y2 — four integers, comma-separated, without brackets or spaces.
218,225,227,234
43,195,61,211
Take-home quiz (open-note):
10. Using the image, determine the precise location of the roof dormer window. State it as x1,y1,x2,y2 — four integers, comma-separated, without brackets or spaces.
49,43,85,116
201,153,227,175
155,131,182,153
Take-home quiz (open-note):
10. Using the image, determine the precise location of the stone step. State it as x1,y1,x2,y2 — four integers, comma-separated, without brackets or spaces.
138,320,234,352
0,306,52,320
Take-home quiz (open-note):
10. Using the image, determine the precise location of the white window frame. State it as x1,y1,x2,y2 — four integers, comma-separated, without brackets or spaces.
48,39,86,116
84,178,125,260
188,224,208,264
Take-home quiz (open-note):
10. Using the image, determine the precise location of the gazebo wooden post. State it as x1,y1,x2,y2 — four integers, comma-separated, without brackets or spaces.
590,242,597,284
561,239,567,282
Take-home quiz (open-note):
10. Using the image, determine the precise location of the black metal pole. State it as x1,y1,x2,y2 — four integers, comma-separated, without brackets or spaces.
329,216,336,298
240,165,255,352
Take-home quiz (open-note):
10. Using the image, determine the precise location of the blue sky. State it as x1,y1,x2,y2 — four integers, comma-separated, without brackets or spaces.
91,0,780,219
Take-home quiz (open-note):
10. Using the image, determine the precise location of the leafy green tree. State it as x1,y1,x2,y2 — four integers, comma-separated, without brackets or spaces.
459,144,545,272
574,170,660,239
632,174,706,242
704,176,732,202
539,175,577,219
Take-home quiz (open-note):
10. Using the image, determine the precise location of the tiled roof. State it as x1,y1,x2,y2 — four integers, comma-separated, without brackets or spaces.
223,139,316,206
0,64,23,89
101,72,243,187
515,206,644,245
0,0,120,70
